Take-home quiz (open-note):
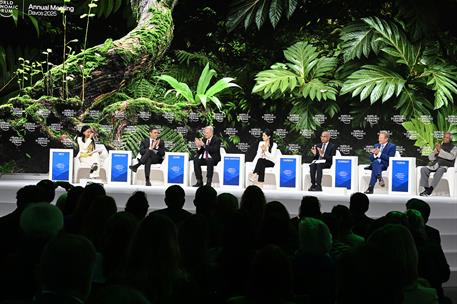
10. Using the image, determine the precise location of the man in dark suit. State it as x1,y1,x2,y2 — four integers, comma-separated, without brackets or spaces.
193,126,221,187
364,130,396,194
129,126,165,186
308,131,337,191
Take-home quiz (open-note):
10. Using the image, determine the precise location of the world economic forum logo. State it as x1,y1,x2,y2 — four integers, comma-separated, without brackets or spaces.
114,164,125,172
283,169,293,177
170,165,181,173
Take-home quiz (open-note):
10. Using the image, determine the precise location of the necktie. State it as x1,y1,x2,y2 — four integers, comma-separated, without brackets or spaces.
205,139,210,159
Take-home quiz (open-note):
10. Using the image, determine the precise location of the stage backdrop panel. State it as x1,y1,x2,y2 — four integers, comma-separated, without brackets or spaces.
48,149,73,183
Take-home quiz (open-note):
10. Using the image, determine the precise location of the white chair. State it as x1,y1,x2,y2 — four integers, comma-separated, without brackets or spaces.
189,148,226,187
74,144,109,183
131,153,167,186
358,151,401,194
416,158,457,197
302,150,341,191
245,150,282,190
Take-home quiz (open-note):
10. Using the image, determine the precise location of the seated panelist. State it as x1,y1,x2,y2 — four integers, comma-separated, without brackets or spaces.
248,129,278,188
193,126,221,187
308,131,337,191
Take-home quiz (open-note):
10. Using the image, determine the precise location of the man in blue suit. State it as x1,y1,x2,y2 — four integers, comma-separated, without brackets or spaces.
364,131,396,194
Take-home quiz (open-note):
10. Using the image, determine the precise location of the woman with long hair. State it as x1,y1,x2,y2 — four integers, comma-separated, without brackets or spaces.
248,129,278,187
77,125,101,179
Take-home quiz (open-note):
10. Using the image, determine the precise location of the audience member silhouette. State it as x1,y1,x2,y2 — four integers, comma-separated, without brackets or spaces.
290,196,322,233
36,179,57,203
331,205,365,247
34,233,97,304
153,185,191,225
406,198,441,245
87,285,151,304
228,245,294,304
240,185,266,244
293,217,336,304
124,213,195,304
349,192,374,238
62,186,84,216
125,191,149,221
101,211,139,283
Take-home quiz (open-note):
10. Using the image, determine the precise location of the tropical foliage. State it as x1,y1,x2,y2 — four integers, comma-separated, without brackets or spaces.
158,63,240,111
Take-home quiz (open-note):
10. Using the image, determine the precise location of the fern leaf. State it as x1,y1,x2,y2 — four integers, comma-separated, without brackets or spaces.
422,64,457,109
252,69,298,95
255,0,268,29
340,21,380,62
269,0,284,28
395,87,433,119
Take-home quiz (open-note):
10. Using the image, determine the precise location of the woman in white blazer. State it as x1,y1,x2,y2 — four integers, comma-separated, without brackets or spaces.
249,129,278,187
77,125,102,178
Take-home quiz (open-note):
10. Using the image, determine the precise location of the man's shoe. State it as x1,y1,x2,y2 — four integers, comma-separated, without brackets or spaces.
378,176,385,187
193,181,203,187
129,164,139,173
364,187,374,194
314,185,322,191
90,163,98,174
248,173,258,182
308,185,316,191
420,190,430,197
145,179,151,186
206,179,212,187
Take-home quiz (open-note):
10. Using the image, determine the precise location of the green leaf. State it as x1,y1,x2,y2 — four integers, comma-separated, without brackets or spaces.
255,0,268,29
252,69,298,95
196,63,215,96
157,75,195,104
396,87,433,119
341,65,406,103
340,21,380,62
402,118,436,156
269,0,284,28
422,64,457,109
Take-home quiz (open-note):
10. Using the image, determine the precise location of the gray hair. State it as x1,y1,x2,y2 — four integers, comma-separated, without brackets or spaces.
204,126,214,132
379,130,389,138
444,131,453,139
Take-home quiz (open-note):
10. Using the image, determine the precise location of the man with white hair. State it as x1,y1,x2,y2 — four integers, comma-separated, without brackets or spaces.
308,131,338,191
420,132,457,196
364,131,396,194
193,126,221,187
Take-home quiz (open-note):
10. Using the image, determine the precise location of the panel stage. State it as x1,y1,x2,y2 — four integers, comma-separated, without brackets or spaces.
0,174,456,286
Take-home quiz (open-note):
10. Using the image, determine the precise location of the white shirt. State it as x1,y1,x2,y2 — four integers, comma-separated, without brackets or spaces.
254,141,278,163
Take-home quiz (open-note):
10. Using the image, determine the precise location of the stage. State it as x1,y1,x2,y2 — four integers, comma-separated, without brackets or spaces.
0,173,456,286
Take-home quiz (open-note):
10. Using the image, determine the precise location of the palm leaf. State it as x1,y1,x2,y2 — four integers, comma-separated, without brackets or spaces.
341,65,406,104
252,69,298,95
284,41,319,79
302,79,337,101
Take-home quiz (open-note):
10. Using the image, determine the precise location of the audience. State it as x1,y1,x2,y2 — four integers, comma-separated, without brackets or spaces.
125,191,149,221
349,192,374,238
153,185,191,225
0,179,452,304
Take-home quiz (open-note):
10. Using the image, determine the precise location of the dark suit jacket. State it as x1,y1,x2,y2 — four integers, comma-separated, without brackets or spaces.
312,142,337,168
369,142,396,168
195,136,221,164
139,137,165,159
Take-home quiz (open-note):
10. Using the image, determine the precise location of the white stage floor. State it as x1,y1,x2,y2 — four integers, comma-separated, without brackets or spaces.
0,175,456,286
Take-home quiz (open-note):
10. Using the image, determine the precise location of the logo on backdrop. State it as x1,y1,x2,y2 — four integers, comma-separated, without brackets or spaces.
124,126,136,132
188,112,199,122
175,126,188,136
249,128,262,138
328,129,340,139
446,115,457,124
114,111,125,119
433,131,444,139
224,127,238,136
419,115,433,124
287,143,301,153
313,114,327,125
9,136,24,147
36,137,50,147
138,111,151,121
236,142,250,153
404,130,418,140
37,108,50,119
365,115,379,126
99,125,112,133
300,129,313,139
0,0,18,17
162,112,174,123
262,113,276,124
0,121,11,131
274,128,288,138
391,115,406,125
339,144,353,155
365,145,374,153
165,141,175,150
287,114,300,124
351,129,366,140
237,113,250,124
50,123,62,132
62,109,76,118
338,114,353,125
27,3,75,17
24,122,37,132
12,107,23,117
89,110,101,120
396,145,405,155
214,112,226,123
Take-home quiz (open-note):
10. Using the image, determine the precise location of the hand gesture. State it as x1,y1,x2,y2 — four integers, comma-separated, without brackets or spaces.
371,147,379,155
435,143,441,153
261,143,267,152
311,146,317,156
194,138,203,148
154,139,161,149
317,147,324,156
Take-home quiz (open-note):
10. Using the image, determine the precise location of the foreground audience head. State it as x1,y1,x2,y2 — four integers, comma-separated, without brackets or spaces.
349,192,370,215
298,217,332,255
74,183,106,218
332,205,354,234
16,185,44,209
217,193,239,216
125,191,149,220
38,234,96,301
164,185,186,209
247,244,292,303
20,203,63,239
37,179,56,203
194,185,217,216
82,195,117,248
240,185,266,216
63,186,84,216
406,198,431,223
299,195,321,219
